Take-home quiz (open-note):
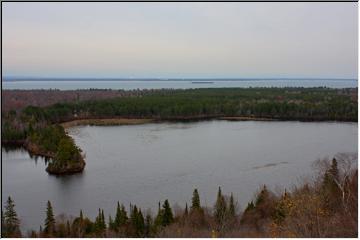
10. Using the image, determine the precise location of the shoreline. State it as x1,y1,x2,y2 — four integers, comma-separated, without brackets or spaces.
59,116,357,129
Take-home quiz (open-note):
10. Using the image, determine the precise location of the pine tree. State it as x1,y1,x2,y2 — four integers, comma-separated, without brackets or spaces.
101,209,106,230
108,215,114,231
184,203,189,217
228,192,236,219
214,187,227,227
114,202,128,231
144,213,152,237
255,185,269,206
191,188,201,211
329,158,339,182
161,199,174,226
44,200,55,235
95,208,106,235
137,209,145,236
244,201,255,213
154,202,164,229
130,205,144,236
322,159,342,211
3,197,20,237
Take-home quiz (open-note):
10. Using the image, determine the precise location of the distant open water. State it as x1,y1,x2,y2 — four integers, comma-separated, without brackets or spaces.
2,79,358,90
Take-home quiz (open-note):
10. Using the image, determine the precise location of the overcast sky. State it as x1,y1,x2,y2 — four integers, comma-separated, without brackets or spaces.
2,2,358,79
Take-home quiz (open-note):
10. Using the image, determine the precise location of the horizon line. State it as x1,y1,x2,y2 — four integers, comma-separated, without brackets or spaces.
2,76,358,81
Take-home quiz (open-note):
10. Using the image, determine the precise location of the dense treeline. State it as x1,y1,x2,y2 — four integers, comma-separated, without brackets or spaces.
2,157,357,238
5,88,358,125
1,88,357,174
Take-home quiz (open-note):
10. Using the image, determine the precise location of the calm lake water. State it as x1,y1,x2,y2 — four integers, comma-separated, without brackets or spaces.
3,79,358,90
2,121,358,231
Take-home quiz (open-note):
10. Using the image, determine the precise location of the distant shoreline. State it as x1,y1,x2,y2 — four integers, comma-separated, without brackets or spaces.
3,78,358,82
60,116,356,129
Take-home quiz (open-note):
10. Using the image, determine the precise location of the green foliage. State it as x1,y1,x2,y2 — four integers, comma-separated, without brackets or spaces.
228,193,236,219
214,187,227,226
161,200,174,226
44,201,55,235
191,189,201,211
130,205,145,237
3,196,21,237
114,202,128,231
94,208,106,236
184,203,189,217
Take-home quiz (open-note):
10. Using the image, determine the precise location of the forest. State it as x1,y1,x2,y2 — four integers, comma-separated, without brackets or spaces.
2,157,357,238
2,87,357,174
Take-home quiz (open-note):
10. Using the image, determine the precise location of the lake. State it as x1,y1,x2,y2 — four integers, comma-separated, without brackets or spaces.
2,79,358,90
2,120,358,231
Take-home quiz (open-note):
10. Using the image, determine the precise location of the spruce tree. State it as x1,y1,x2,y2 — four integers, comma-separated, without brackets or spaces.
154,202,164,229
101,209,106,230
191,189,201,211
108,215,114,231
144,213,152,237
184,203,189,217
255,185,269,206
329,158,339,182
228,192,236,218
161,199,174,226
114,202,121,229
114,202,128,231
95,208,106,235
130,205,144,236
137,209,145,236
214,187,227,226
44,200,55,235
4,196,20,237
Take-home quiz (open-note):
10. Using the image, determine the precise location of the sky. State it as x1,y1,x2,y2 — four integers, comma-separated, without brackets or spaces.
2,2,358,79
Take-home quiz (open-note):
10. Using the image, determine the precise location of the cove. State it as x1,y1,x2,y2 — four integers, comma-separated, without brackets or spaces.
2,120,357,231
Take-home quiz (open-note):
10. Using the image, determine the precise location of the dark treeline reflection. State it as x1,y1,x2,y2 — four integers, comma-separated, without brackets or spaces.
2,157,357,238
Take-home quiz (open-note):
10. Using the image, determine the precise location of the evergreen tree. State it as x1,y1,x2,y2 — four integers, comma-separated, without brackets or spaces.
95,208,106,235
114,202,128,231
108,215,114,231
322,159,342,211
130,205,144,236
101,209,106,230
191,189,201,211
329,158,340,182
228,192,236,219
3,196,20,237
144,213,152,237
44,200,55,235
244,201,255,213
137,209,145,236
75,210,84,237
154,202,164,229
184,203,189,217
161,199,174,226
255,185,269,206
214,187,227,227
